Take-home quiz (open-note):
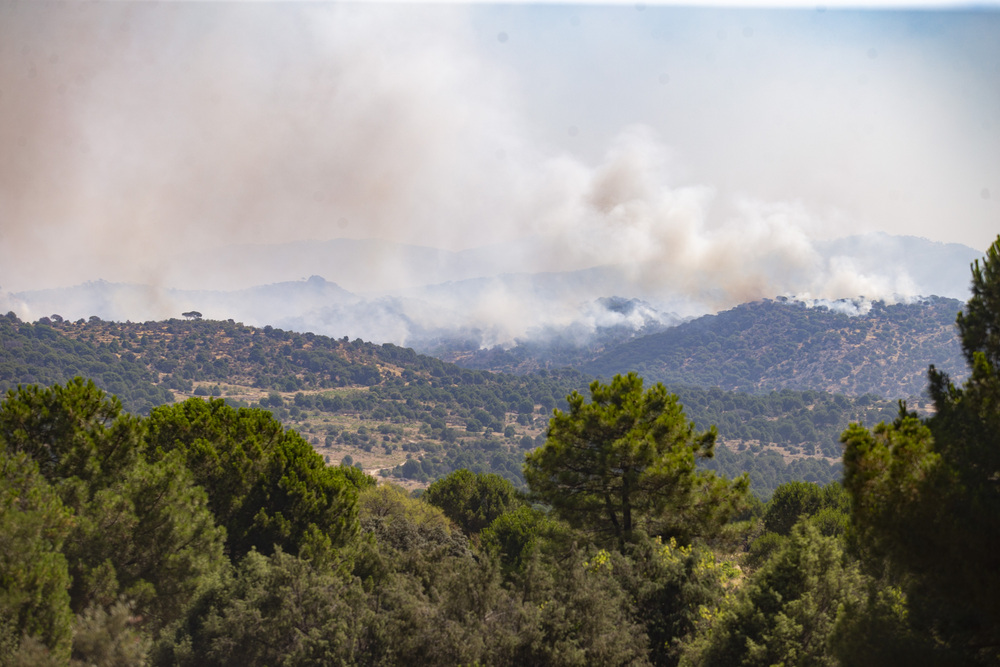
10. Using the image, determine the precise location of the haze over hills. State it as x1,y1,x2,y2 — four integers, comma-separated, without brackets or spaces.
0,233,984,355
437,295,968,397
2,4,997,661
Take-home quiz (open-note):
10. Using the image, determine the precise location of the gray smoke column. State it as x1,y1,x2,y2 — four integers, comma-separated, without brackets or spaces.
521,126,933,311
0,3,536,291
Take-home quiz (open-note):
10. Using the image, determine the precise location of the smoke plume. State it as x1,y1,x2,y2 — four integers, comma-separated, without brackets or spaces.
0,3,991,347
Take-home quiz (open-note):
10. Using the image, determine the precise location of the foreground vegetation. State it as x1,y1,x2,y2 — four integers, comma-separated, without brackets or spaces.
2,236,999,665
0,376,739,665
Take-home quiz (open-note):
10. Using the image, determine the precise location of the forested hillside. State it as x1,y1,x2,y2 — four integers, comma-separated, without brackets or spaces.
584,296,966,398
444,297,966,400
3,237,999,666
2,262,997,665
0,313,174,411
0,313,895,497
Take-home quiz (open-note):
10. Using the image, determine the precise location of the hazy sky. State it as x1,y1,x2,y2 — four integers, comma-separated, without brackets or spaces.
0,1,997,295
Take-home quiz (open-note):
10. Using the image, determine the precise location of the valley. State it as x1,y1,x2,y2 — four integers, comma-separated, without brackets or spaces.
3,294,955,498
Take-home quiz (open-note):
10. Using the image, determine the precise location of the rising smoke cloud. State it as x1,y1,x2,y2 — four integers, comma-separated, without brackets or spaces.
0,2,990,347
0,3,535,288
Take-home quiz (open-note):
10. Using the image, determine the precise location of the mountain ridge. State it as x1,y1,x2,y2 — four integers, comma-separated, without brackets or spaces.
441,295,967,401
583,296,966,399
1,233,982,351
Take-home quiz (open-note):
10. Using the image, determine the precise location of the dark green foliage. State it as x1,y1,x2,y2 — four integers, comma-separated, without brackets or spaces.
157,462,729,667
744,531,786,571
682,523,865,667
344,485,658,666
829,584,941,667
336,462,379,494
388,434,531,487
145,398,364,561
63,451,225,629
957,238,1000,369
526,373,749,551
0,379,227,643
842,236,1000,662
0,449,73,663
613,535,735,667
347,486,535,665
0,376,766,667
423,469,525,535
348,481,484,660
699,445,844,500
0,313,172,413
521,548,653,667
762,481,848,537
0,377,143,485
673,386,898,461
744,481,850,571
158,549,371,667
481,505,553,573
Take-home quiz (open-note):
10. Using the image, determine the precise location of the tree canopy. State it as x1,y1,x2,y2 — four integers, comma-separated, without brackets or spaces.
145,397,366,562
7,242,1000,664
423,469,525,536
842,235,1000,663
0,379,227,647
525,372,748,551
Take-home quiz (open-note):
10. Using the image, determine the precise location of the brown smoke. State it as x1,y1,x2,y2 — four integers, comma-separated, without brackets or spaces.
0,2,986,344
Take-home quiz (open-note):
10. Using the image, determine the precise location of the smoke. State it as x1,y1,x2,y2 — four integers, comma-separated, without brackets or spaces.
0,2,536,290
518,128,956,312
0,3,989,347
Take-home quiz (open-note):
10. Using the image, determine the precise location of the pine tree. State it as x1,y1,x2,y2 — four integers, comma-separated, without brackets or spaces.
525,372,748,551
842,236,1000,663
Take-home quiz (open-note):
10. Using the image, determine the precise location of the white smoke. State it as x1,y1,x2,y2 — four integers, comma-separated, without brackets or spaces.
0,3,989,347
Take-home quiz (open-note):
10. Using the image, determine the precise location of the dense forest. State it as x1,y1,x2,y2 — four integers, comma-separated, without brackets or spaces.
0,313,901,497
585,296,967,398
446,296,967,400
1,237,999,665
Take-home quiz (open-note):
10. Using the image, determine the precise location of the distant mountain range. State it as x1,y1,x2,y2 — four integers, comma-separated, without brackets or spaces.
0,233,984,356
151,233,985,298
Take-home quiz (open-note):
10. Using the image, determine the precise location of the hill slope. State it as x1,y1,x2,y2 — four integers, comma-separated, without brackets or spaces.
0,313,902,496
581,297,966,399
